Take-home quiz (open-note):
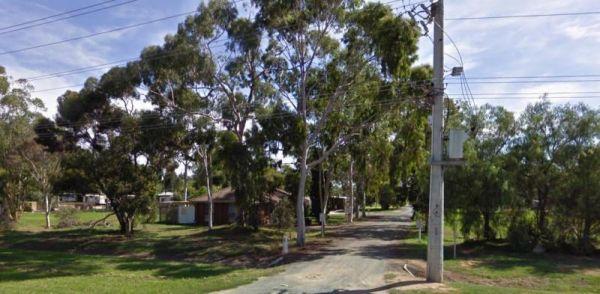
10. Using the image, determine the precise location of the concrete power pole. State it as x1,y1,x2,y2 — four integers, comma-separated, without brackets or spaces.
427,0,445,283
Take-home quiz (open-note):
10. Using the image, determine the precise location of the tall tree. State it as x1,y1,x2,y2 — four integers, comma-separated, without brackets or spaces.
19,141,61,229
255,0,420,246
0,66,45,225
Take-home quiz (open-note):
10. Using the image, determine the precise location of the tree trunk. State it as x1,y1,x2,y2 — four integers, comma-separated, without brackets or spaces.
536,188,547,240
348,159,354,223
319,165,324,237
296,150,308,247
125,215,135,237
581,217,592,252
44,192,51,229
183,160,189,202
203,151,213,230
361,177,366,218
483,209,492,240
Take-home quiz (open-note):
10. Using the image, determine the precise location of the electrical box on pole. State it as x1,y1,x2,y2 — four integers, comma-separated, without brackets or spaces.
448,129,468,159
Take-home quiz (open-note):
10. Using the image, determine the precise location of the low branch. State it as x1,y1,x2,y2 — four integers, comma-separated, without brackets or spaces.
88,212,115,229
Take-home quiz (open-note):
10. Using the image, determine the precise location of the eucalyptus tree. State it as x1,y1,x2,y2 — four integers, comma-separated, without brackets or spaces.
254,0,420,246
19,141,61,229
0,66,45,225
39,70,160,235
135,0,276,225
188,117,218,229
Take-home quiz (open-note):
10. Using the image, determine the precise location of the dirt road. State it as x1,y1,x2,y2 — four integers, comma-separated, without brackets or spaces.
219,207,444,293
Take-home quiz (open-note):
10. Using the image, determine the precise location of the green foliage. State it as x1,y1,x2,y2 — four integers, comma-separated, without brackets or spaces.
379,185,397,210
271,197,295,230
56,208,80,228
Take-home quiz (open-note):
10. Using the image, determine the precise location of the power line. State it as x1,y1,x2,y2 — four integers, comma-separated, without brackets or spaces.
465,74,600,80
0,10,196,56
18,1,418,81
447,10,600,21
447,91,600,95
0,0,139,36
447,79,600,84
0,0,121,31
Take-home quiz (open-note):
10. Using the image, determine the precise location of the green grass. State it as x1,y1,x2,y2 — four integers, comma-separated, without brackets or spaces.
16,211,118,231
0,211,292,293
399,223,600,293
0,248,279,293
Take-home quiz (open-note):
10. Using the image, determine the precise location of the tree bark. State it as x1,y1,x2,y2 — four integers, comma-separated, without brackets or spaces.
319,165,324,237
483,209,492,240
581,217,592,252
348,159,354,223
296,148,308,247
361,177,366,218
183,160,189,202
44,192,51,229
203,151,214,230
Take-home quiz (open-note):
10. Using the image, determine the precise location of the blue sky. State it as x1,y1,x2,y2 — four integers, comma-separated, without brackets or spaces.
1,0,599,117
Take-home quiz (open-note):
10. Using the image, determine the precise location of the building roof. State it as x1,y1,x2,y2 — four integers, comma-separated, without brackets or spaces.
190,187,291,204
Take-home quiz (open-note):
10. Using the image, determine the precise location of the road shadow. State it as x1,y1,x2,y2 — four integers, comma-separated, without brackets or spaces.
320,280,430,293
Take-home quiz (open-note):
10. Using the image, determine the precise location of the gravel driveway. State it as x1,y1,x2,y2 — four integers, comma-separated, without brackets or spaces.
218,207,442,294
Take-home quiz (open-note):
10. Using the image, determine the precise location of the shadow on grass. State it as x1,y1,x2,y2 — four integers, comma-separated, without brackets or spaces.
0,248,238,282
0,249,100,282
114,259,234,279
0,224,286,268
449,240,600,277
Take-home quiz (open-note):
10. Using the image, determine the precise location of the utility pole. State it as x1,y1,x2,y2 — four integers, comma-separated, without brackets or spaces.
427,0,444,283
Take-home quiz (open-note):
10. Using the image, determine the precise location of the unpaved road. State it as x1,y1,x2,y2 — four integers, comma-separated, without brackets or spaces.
220,207,444,294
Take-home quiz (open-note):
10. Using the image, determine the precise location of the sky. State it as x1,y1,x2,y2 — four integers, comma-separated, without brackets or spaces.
1,0,600,118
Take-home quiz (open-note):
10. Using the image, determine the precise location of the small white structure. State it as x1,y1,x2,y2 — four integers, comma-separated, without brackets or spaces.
177,205,195,224
59,193,78,202
157,192,175,203
83,194,107,205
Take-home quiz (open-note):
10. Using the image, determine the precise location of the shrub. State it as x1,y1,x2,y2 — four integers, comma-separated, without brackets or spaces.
379,185,397,210
272,197,295,230
56,207,80,228
507,216,535,252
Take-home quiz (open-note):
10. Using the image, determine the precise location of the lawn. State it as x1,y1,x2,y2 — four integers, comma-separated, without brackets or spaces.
400,222,600,293
0,211,296,293
0,248,279,293
16,211,118,231
0,211,349,293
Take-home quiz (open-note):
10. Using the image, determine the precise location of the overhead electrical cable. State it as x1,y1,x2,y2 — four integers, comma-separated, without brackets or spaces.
0,0,140,36
0,0,121,31
0,10,197,56
448,11,600,21
17,1,426,82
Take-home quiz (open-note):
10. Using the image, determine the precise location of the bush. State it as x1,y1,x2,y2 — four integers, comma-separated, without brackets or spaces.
56,208,80,228
379,185,397,210
507,216,535,252
272,197,295,230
